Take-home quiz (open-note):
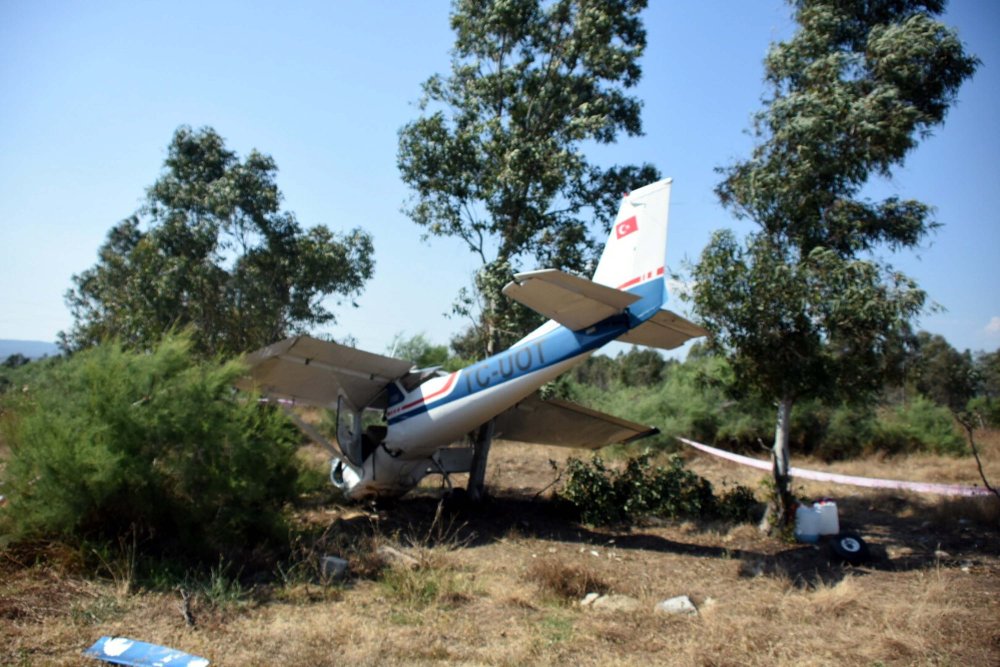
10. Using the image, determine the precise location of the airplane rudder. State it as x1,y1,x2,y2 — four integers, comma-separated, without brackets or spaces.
592,178,672,294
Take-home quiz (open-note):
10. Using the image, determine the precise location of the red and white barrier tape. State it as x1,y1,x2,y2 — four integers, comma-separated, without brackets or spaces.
677,437,992,497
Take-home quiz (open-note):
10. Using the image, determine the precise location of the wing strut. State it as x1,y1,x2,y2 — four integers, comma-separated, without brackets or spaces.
467,419,494,502
277,402,342,458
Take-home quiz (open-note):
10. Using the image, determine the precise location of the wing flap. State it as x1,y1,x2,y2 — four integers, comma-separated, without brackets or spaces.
502,269,640,331
236,335,413,409
494,393,658,449
616,309,707,350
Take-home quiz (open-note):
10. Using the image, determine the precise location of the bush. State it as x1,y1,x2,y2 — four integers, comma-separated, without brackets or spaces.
0,334,300,561
560,452,757,526
871,396,964,456
966,396,1000,429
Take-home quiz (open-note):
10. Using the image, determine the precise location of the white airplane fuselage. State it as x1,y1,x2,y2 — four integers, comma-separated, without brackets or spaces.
318,179,693,499
333,289,659,498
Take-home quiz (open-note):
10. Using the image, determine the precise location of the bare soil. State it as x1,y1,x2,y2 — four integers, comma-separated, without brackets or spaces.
2,436,999,666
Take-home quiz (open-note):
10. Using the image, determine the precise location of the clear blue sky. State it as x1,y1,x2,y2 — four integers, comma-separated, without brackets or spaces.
1,1,997,357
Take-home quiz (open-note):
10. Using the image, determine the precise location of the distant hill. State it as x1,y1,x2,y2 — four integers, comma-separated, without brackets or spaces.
0,340,60,360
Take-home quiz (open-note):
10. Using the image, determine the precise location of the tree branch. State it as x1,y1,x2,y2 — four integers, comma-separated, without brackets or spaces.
956,410,1000,501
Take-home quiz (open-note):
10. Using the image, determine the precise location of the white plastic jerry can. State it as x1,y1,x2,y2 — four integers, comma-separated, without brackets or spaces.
794,499,840,543
794,503,821,543
815,499,840,535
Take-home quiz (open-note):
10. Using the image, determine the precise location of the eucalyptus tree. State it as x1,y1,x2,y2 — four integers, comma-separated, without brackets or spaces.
63,126,375,357
692,0,978,530
910,332,978,413
398,0,658,357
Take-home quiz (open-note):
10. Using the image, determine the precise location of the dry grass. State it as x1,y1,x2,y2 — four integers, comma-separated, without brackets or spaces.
527,557,611,601
2,437,999,666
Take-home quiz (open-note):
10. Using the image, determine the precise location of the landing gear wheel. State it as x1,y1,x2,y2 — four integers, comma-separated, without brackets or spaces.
828,532,869,565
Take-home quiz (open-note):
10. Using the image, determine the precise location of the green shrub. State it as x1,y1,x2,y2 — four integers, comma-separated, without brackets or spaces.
870,396,964,456
0,334,300,560
560,456,622,525
966,396,1000,428
560,452,756,526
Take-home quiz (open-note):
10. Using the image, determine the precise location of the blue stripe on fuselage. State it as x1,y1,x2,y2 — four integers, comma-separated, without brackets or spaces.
386,279,667,425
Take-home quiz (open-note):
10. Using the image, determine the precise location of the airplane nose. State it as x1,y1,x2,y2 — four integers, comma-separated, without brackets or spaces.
330,457,363,493
330,458,347,489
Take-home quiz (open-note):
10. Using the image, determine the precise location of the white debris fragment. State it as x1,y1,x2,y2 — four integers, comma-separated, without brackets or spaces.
580,592,601,606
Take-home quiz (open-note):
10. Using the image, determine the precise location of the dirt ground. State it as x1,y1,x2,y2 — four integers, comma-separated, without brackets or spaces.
2,436,998,666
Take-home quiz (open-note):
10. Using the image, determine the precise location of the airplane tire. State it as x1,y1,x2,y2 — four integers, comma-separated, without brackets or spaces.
828,532,869,565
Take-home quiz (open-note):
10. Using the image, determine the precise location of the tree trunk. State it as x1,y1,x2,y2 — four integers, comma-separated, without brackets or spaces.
760,396,795,534
485,293,498,358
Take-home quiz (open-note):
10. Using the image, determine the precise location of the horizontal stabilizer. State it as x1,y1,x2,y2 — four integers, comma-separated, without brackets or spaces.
494,393,658,449
502,269,640,331
616,309,707,350
236,335,412,409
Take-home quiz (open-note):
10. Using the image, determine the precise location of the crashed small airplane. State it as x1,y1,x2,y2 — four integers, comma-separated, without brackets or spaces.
238,179,705,500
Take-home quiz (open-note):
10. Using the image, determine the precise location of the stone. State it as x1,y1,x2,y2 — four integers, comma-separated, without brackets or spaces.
654,595,698,616
580,592,601,607
590,594,642,612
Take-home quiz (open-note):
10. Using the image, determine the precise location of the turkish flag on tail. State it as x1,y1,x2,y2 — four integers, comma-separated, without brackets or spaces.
615,216,638,239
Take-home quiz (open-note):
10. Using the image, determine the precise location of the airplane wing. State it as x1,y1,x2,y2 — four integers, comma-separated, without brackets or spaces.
616,309,707,350
502,269,640,331
235,335,413,409
493,393,658,449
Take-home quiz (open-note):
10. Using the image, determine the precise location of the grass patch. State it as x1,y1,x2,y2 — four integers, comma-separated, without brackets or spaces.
536,610,576,647
378,560,473,609
527,558,610,601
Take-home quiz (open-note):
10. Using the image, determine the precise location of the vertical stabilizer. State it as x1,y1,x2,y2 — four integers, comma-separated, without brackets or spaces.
591,178,672,315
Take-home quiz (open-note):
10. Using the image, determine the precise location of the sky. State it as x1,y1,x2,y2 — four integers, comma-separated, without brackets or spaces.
1,0,997,358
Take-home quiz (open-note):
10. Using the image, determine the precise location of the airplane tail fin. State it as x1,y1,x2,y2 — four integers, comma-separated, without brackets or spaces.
503,177,705,351
591,178,672,320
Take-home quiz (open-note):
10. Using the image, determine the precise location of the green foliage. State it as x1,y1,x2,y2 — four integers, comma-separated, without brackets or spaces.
62,126,375,357
695,1,978,405
694,231,926,408
690,0,976,528
966,396,1000,429
2,353,30,369
563,345,977,460
965,349,1000,426
616,347,668,387
909,332,978,413
716,484,760,523
378,561,471,610
809,402,872,460
871,396,964,456
566,352,772,451
560,452,756,526
0,334,300,560
398,0,659,355
387,332,452,369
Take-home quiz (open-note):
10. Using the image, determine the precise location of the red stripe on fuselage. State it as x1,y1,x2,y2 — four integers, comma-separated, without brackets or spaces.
392,372,457,415
616,266,664,290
